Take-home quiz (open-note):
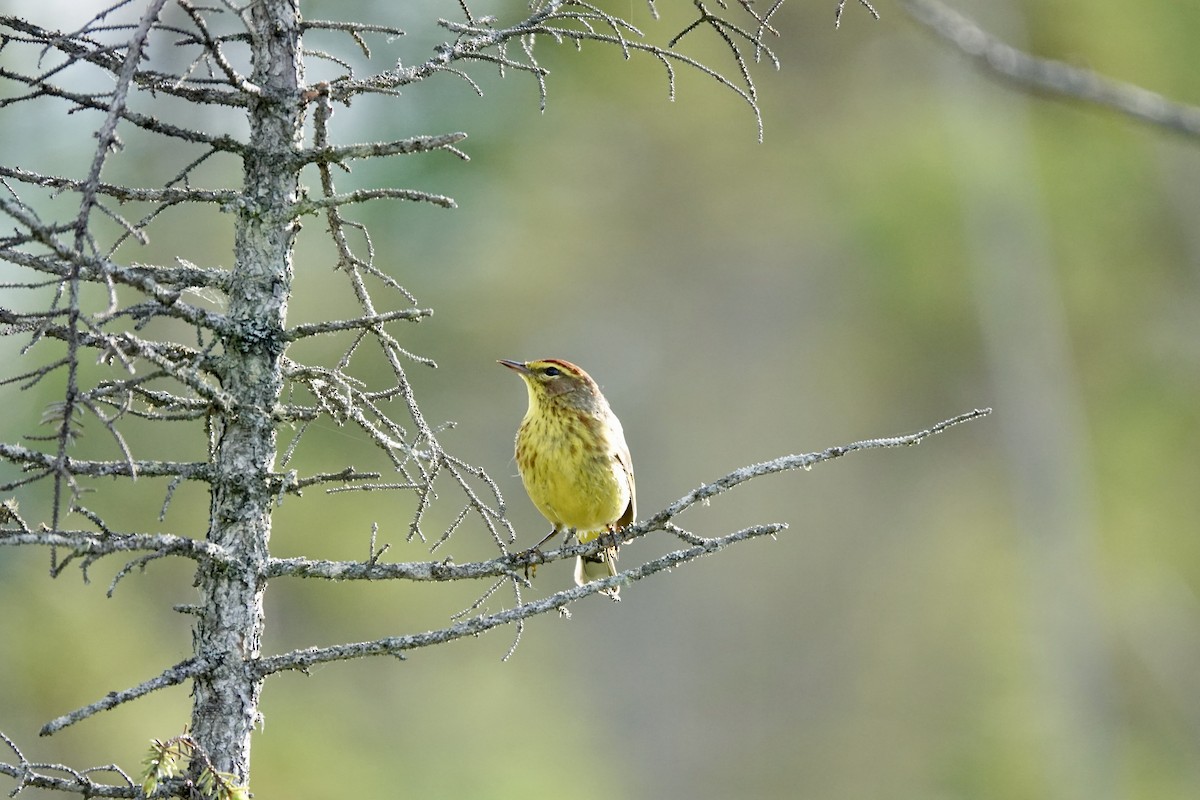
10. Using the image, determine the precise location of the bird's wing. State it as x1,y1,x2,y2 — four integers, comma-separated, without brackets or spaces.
614,443,635,528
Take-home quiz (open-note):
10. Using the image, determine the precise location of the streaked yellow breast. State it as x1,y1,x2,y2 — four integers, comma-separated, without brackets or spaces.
515,408,630,535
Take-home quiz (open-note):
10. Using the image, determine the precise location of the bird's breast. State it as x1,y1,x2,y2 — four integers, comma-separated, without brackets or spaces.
515,411,630,533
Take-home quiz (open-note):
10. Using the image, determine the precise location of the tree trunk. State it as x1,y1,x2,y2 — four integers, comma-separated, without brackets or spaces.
189,0,302,781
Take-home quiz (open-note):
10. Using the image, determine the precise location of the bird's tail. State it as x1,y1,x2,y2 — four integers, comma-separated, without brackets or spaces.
575,529,620,601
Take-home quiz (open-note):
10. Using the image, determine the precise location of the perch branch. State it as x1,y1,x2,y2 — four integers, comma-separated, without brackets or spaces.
267,408,991,583
255,522,786,676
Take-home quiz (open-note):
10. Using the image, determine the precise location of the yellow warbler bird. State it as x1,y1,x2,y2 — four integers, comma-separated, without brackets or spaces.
499,358,635,601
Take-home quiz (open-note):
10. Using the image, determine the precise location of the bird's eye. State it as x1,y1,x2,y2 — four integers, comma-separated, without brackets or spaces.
542,366,561,377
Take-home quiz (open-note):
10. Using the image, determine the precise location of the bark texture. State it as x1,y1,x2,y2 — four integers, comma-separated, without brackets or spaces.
189,0,303,780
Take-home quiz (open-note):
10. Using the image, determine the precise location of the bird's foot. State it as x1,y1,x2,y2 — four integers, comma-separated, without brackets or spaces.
518,546,549,578
513,527,561,580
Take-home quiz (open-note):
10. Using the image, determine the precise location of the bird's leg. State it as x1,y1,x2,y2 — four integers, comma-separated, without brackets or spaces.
597,523,620,550
533,527,561,551
584,524,620,566
518,526,562,579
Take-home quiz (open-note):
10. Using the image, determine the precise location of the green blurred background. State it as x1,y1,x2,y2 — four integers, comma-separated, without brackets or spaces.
2,0,1199,798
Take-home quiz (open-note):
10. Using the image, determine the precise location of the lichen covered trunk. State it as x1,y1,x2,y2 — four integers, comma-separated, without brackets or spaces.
190,0,303,782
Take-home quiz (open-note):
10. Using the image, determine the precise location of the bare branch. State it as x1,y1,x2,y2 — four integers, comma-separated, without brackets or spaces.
253,408,991,677
37,0,174,535
305,1,779,137
299,187,458,212
0,196,230,314
288,467,383,491
0,166,238,206
836,0,879,29
0,528,231,567
0,59,248,151
0,728,139,799
267,409,993,582
302,19,406,40
421,4,769,138
254,522,784,676
896,0,1200,138
0,440,209,481
296,132,470,165
283,308,433,341
175,0,261,97
40,655,221,736
642,407,993,528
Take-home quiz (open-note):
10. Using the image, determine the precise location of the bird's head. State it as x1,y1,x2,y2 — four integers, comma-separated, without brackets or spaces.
498,358,602,410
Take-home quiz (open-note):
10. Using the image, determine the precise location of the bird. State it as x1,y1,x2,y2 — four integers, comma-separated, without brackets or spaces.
499,358,635,600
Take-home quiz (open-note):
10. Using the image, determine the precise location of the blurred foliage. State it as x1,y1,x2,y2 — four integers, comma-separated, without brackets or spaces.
3,0,1200,799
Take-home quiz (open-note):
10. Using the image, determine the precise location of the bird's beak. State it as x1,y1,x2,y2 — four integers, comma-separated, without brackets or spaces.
498,359,531,375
